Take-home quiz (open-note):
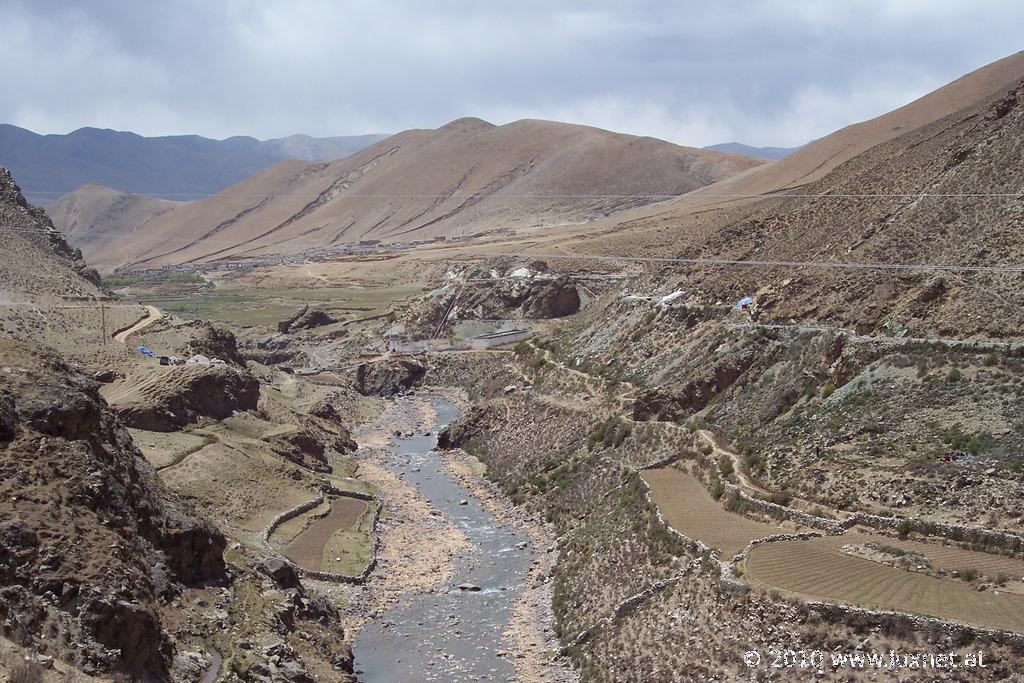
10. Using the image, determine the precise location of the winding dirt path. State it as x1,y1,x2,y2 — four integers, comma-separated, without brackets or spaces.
695,428,768,494
114,304,163,344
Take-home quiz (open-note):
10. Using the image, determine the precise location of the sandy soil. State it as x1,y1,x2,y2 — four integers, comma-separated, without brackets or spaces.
442,450,578,683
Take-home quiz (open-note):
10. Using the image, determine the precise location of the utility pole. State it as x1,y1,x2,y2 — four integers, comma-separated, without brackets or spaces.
100,299,107,345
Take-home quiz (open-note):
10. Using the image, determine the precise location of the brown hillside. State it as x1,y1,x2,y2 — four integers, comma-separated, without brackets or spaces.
46,183,178,255
98,119,763,270
509,50,1024,254
673,75,1024,339
690,50,1024,201
0,168,106,300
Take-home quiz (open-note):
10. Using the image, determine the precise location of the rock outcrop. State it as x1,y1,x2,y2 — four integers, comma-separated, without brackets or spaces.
353,358,427,397
0,339,226,679
278,306,337,334
112,364,260,431
182,320,245,364
265,429,353,473
459,275,581,320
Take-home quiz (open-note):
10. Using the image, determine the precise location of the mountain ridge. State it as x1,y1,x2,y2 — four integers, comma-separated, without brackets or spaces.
0,124,387,203
704,142,800,160
69,118,765,271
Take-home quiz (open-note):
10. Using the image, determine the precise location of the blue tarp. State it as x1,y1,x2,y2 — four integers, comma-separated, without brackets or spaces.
136,345,156,358
736,296,754,310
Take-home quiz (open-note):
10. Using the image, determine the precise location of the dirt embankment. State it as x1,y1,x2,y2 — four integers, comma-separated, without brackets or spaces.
103,363,260,431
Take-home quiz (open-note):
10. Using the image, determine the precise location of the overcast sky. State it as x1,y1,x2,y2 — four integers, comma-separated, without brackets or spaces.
2,1,1022,148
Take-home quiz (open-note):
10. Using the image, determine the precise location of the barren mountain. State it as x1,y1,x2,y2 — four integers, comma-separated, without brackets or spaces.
97,118,764,271
680,75,1024,338
690,50,1024,201
0,124,386,204
526,50,1024,283
47,184,179,255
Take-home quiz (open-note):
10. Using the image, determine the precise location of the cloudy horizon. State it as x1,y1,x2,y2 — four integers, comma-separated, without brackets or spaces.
2,1,1022,148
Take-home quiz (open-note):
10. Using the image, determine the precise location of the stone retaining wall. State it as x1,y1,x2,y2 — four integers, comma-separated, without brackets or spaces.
636,467,1024,645
724,483,842,532
803,601,1024,647
262,485,381,585
838,512,1024,554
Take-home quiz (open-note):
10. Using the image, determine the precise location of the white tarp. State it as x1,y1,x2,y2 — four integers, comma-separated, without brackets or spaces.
658,290,685,305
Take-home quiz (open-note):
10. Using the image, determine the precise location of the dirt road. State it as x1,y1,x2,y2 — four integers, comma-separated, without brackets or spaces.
114,304,163,344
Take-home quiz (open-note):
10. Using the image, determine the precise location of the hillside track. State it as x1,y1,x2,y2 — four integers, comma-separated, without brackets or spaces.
114,304,164,344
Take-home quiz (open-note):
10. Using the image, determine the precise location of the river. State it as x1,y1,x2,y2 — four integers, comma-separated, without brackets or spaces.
353,396,535,682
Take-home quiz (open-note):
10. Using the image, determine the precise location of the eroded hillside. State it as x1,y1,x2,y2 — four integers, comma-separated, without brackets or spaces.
91,118,763,271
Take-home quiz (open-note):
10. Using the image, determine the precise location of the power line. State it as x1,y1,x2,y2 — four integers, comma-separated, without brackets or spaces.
20,190,1024,199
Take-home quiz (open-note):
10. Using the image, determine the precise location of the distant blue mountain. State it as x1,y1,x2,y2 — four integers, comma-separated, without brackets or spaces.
705,141,801,160
0,124,387,203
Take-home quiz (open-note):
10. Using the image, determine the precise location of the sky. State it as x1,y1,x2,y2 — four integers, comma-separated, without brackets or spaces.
2,1,1022,148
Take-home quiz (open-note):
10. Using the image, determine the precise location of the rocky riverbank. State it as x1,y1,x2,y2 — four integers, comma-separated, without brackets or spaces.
441,449,579,683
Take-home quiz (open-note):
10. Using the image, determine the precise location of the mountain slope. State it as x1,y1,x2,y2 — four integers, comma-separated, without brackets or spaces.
689,50,1024,201
532,50,1024,268
681,76,1024,338
0,124,387,203
98,118,764,270
0,167,229,679
46,183,179,255
0,168,107,300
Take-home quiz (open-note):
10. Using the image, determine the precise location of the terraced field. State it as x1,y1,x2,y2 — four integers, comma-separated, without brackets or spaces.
879,536,1024,578
281,496,371,573
746,537,1024,632
641,467,784,556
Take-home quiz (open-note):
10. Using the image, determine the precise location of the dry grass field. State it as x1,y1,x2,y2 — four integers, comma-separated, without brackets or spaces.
745,537,1024,632
641,467,783,556
129,427,215,469
156,435,319,536
280,496,371,573
136,283,424,331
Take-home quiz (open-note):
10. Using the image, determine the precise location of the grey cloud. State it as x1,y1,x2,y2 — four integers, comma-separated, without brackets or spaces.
1,0,1022,147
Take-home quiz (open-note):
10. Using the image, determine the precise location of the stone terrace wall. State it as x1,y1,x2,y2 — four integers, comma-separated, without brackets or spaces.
262,485,381,584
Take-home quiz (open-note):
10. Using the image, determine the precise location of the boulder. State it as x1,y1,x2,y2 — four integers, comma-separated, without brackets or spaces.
182,321,245,365
93,369,123,383
258,557,302,590
278,306,337,334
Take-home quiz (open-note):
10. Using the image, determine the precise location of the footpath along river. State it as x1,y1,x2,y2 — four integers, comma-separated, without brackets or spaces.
353,396,535,682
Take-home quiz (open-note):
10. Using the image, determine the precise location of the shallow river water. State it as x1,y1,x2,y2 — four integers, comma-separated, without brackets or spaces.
353,396,534,682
